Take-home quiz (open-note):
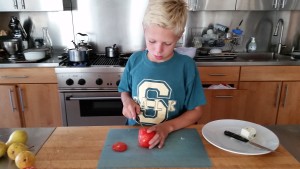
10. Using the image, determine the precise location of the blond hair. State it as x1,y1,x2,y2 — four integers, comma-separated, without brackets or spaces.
143,0,187,37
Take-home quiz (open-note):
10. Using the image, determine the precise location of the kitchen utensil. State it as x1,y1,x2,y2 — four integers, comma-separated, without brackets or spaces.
224,130,275,152
134,115,144,127
68,48,91,62
76,33,91,50
98,128,211,168
237,19,243,29
202,119,279,155
1,38,23,59
23,48,47,61
105,44,119,58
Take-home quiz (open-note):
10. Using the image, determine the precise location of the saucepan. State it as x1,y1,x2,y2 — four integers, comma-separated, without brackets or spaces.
68,48,91,62
105,44,119,58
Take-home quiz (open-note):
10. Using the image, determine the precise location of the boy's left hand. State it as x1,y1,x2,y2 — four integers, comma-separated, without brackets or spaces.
147,123,172,149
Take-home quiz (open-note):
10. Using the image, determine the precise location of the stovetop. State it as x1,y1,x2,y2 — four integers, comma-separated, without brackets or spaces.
58,53,131,67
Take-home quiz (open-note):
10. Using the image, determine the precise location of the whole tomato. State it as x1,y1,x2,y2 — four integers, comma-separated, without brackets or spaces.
112,142,128,152
138,128,156,148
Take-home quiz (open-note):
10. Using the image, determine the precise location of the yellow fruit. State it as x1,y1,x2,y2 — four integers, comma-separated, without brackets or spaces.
7,142,28,160
0,141,7,158
15,151,35,169
6,130,28,147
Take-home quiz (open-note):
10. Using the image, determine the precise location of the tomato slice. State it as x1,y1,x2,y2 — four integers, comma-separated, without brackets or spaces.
112,142,128,152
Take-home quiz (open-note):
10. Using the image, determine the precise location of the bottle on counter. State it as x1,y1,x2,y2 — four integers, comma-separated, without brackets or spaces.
247,37,257,52
42,27,53,55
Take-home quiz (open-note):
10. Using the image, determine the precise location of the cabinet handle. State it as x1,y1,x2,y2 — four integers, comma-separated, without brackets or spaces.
209,74,226,76
1,75,29,79
21,0,25,9
282,84,288,108
18,87,25,112
215,95,233,98
9,89,17,112
273,0,279,9
13,0,18,9
274,84,281,107
280,0,286,9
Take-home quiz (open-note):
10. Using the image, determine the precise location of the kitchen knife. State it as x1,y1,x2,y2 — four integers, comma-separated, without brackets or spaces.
224,130,275,152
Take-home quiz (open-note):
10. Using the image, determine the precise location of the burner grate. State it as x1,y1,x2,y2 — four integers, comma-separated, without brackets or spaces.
92,54,119,65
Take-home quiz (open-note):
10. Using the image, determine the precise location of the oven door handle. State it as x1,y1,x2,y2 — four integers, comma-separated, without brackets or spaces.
66,96,121,100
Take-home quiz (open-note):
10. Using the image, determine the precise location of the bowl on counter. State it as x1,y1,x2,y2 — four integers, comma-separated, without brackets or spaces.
23,48,47,61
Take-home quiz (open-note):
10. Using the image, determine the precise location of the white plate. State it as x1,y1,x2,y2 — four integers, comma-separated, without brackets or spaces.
202,119,279,155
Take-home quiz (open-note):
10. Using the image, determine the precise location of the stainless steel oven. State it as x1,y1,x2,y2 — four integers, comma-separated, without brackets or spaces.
59,90,126,126
55,65,127,126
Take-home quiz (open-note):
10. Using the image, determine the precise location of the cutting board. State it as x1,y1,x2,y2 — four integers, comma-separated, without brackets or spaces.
98,128,211,168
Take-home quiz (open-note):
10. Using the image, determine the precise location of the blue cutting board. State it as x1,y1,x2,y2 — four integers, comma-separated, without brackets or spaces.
98,128,211,168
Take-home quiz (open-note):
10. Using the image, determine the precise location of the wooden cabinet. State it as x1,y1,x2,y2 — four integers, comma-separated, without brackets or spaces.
0,0,64,12
197,66,248,124
0,85,22,128
0,68,62,128
240,66,300,125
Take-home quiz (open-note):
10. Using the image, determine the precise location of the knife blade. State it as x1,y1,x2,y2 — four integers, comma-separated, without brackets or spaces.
224,130,275,152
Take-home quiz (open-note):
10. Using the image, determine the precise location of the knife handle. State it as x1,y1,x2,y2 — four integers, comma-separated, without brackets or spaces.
224,130,249,143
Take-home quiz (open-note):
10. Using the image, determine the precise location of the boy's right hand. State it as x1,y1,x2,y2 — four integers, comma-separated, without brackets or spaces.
122,98,141,119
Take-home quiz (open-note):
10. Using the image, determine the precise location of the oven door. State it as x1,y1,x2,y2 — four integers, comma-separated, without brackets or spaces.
60,91,127,126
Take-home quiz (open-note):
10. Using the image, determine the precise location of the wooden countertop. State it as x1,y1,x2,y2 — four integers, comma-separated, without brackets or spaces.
35,125,300,169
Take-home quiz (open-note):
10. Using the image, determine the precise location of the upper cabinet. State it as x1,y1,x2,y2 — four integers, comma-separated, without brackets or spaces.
0,0,64,12
236,0,296,11
293,0,300,10
187,0,236,11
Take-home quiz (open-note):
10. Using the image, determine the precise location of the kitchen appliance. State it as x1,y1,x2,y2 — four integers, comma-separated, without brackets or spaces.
55,53,132,126
8,16,27,40
1,38,23,59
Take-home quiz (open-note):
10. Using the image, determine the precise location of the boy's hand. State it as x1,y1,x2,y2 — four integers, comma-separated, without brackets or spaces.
147,123,173,149
122,99,140,119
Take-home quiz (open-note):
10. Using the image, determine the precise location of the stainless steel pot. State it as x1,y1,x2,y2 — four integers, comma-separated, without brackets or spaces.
68,48,90,62
105,44,119,58
1,38,23,58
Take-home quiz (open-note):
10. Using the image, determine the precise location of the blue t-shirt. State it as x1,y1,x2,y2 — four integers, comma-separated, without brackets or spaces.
118,50,206,125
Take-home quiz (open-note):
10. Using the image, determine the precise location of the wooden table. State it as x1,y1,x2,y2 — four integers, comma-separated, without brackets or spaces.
35,125,300,169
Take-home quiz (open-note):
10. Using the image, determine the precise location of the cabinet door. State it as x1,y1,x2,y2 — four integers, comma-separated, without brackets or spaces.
277,82,300,124
0,85,22,128
236,0,295,10
18,84,62,127
239,82,281,125
0,0,19,11
187,0,236,11
21,0,63,11
198,89,248,123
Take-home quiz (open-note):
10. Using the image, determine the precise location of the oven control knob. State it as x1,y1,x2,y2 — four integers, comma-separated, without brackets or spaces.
116,80,120,86
96,78,103,85
78,79,86,85
66,79,74,86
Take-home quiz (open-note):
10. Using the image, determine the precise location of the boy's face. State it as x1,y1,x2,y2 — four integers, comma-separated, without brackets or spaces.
144,25,180,63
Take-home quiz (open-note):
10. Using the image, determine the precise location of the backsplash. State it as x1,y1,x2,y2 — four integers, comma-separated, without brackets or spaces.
0,0,299,54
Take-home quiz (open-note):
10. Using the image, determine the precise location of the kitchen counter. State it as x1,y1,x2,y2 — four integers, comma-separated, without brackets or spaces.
1,52,300,68
34,125,300,169
0,128,55,169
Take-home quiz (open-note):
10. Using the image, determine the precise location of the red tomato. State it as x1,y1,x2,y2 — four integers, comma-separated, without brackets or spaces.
112,142,128,152
138,128,156,148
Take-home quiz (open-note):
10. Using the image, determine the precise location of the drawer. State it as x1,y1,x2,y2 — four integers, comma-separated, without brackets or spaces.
240,66,300,81
0,68,57,84
198,66,240,82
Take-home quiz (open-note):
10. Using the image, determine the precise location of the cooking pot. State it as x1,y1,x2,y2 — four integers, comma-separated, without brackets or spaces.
68,48,91,62
105,44,119,58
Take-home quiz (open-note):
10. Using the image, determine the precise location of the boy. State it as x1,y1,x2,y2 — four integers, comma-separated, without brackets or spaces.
118,0,206,149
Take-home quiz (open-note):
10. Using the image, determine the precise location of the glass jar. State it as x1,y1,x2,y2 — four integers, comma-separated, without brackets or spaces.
42,27,52,54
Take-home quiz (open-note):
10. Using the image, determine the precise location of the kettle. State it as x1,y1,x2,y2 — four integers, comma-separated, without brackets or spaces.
76,33,92,50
